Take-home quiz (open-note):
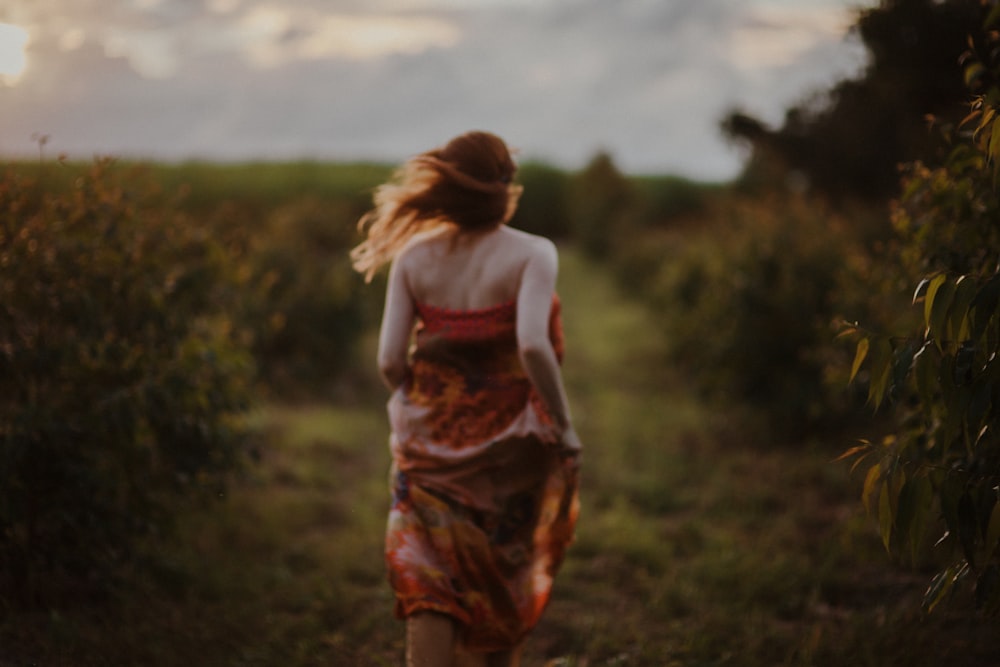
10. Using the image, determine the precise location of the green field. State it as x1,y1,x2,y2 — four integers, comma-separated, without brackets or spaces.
4,243,996,667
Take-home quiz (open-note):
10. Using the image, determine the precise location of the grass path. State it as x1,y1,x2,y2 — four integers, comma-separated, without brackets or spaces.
521,248,875,665
543,249,998,667
6,247,999,666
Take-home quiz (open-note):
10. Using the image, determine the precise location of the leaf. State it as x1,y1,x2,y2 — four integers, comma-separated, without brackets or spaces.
836,323,859,339
949,275,977,341
833,442,870,463
975,565,1000,613
895,476,916,541
835,443,874,474
890,468,906,515
971,272,1000,341
867,337,893,408
879,481,893,553
985,501,1000,561
850,337,869,384
958,491,979,568
928,277,956,345
953,341,977,386
989,120,1000,165
940,476,964,538
890,342,917,403
980,107,998,137
967,382,992,435
898,475,933,564
964,62,986,88
862,463,882,516
958,109,983,131
923,564,960,614
923,273,947,333
912,277,931,305
912,342,938,407
987,1,1000,28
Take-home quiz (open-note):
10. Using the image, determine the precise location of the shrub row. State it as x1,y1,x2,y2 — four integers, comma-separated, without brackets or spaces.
0,160,254,605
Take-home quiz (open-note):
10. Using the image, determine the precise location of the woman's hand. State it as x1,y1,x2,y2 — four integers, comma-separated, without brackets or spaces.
560,425,582,454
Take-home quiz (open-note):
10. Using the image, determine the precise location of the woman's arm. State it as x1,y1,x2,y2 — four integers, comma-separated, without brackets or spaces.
516,240,579,449
376,256,415,391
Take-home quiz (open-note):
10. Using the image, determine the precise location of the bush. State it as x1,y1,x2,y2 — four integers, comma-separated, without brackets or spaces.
235,195,371,394
629,174,715,228
644,196,869,434
0,160,254,606
843,8,1000,614
127,162,381,396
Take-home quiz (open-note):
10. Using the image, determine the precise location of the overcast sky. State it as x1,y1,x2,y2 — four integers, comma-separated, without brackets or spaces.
0,0,875,181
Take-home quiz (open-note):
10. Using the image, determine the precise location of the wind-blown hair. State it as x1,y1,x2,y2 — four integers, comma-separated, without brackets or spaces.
350,131,520,282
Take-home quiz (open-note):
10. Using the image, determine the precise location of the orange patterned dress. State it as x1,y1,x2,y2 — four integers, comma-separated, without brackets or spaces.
384,295,580,652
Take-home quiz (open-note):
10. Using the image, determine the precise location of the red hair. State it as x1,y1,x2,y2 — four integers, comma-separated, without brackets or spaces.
351,131,520,281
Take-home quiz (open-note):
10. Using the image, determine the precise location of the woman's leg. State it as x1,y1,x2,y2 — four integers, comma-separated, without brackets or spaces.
485,642,524,667
453,645,485,667
407,611,456,667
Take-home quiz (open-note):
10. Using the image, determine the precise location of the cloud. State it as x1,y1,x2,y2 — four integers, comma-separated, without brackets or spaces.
235,7,462,66
731,3,856,69
0,0,871,179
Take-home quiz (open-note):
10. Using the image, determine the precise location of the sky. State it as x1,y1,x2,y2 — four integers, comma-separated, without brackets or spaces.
0,0,876,181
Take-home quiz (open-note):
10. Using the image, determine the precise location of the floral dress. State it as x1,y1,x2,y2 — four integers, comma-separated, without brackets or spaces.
384,295,580,652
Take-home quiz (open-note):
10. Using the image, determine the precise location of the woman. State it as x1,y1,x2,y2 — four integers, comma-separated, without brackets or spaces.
351,131,581,667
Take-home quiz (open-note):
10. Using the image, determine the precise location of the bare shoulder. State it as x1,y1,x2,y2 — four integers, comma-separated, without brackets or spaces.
501,226,557,263
395,229,449,267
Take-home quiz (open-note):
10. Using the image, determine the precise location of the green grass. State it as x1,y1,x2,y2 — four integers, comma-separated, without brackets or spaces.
3,246,998,666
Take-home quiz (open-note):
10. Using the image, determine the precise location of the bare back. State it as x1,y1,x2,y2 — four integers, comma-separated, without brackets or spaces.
398,225,550,310
377,222,566,435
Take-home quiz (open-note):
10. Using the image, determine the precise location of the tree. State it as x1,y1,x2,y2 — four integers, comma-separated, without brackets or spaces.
724,0,985,200
844,1,1000,613
569,152,633,258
